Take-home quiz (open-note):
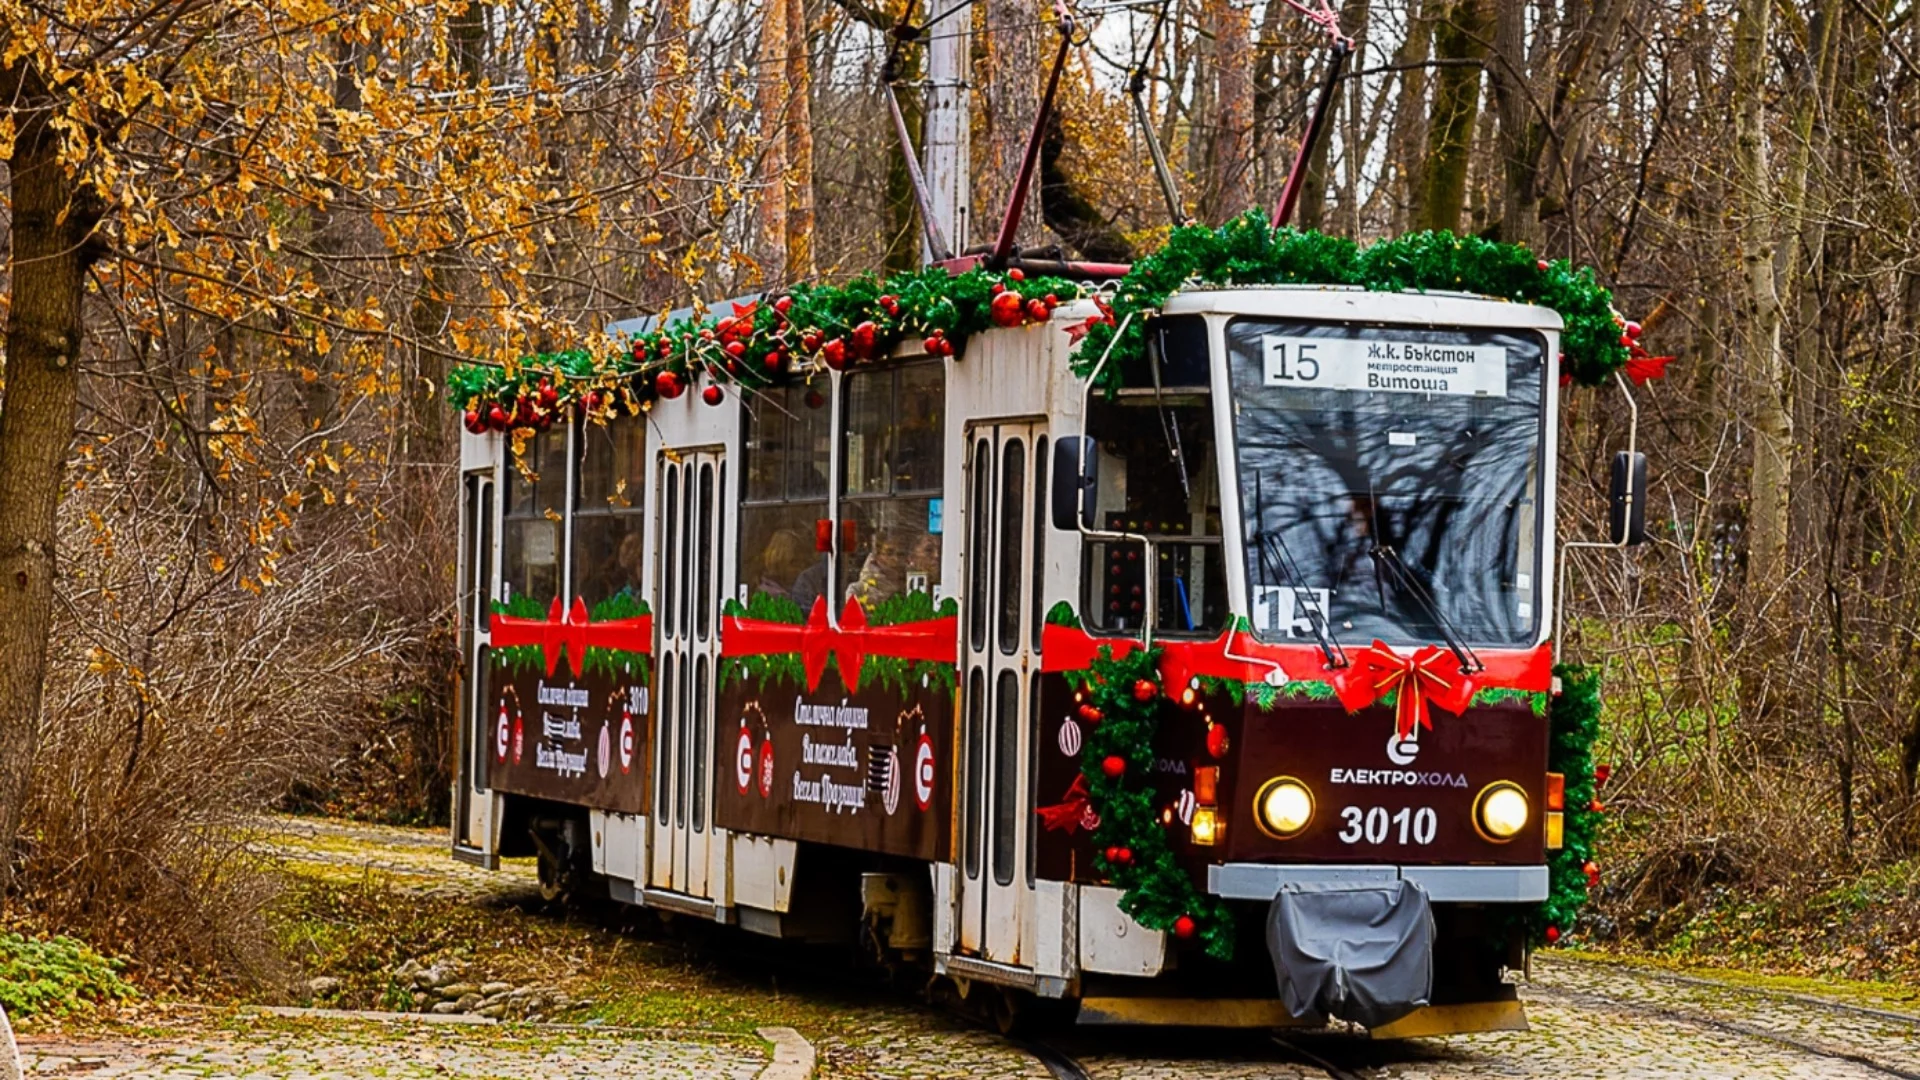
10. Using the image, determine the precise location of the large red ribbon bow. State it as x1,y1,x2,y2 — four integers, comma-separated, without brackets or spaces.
1332,640,1477,739
722,597,957,693
490,596,652,678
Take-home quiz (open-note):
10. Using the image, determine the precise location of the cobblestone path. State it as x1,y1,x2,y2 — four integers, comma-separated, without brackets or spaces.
19,1018,764,1079
24,817,1920,1079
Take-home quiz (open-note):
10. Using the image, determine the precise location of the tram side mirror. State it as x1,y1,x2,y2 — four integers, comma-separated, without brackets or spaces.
1609,451,1649,546
1052,436,1099,531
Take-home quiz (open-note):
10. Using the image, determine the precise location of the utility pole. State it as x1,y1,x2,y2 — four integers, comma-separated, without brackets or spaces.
922,1,972,263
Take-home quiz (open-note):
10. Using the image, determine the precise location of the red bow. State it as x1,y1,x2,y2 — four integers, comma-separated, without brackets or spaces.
490,597,652,678
1035,776,1093,834
722,597,957,693
1332,640,1477,739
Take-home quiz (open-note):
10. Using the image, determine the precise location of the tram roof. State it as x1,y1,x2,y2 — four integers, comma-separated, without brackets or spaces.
1160,285,1565,332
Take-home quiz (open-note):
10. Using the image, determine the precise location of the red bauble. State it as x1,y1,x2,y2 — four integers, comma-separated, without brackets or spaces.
487,404,509,429
801,331,822,352
702,385,724,406
1544,925,1561,944
804,388,826,409
1625,321,1643,340
1172,915,1196,940
990,291,1025,327
1007,267,1025,281
1077,704,1103,724
463,409,483,433
1114,846,1132,865
725,340,746,357
537,382,559,409
1132,679,1159,702
1594,763,1612,786
1205,723,1230,759
584,390,604,412
991,282,1005,295
764,351,783,371
1103,845,1121,863
1026,298,1050,322
822,338,848,369
851,320,878,357
1590,799,1605,813
1044,293,1059,306
655,371,685,399
1101,754,1126,779
774,296,793,314
1536,259,1550,271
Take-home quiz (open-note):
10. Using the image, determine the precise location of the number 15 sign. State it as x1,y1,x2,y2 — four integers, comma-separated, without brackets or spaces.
1262,336,1508,399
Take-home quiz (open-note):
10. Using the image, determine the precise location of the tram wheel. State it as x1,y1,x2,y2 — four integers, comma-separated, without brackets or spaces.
535,847,570,904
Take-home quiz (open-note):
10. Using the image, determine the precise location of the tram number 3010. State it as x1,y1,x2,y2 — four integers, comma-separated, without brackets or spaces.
1337,805,1438,846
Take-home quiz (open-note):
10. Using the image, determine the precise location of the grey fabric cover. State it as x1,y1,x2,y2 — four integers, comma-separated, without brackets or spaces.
1266,880,1435,1029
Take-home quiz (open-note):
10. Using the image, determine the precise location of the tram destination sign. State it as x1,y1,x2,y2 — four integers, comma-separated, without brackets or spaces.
1261,335,1508,398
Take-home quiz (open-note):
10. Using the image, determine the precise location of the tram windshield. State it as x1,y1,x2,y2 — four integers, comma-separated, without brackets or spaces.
1223,318,1547,649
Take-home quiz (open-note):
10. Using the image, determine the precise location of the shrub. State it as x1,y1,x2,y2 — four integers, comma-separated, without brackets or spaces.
0,934,135,1018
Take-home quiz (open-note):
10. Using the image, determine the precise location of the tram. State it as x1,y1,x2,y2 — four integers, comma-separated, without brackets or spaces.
448,259,1646,1035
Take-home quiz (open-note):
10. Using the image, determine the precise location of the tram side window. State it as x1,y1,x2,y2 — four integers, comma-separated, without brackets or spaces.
739,383,832,615
502,431,569,604
1080,397,1227,635
572,417,648,608
841,362,945,612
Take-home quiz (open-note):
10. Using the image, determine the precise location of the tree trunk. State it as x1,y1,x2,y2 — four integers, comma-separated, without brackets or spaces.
1199,0,1253,223
1417,0,1489,234
978,0,1045,250
1485,0,1541,248
755,0,791,280
1386,0,1437,232
1732,0,1790,604
0,67,105,890
783,0,815,279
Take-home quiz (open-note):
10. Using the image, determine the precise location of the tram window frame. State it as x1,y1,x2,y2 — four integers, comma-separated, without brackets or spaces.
991,669,1019,887
738,383,832,617
1076,396,1228,638
995,439,1026,655
839,360,946,613
501,429,570,606
964,666,986,881
571,417,648,609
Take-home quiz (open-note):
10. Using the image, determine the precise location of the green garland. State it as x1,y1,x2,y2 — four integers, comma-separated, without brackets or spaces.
1070,210,1630,391
445,265,1080,434
1072,645,1236,960
1535,664,1605,944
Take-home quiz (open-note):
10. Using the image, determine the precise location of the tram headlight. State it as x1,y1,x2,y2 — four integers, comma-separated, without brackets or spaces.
1253,777,1314,839
1474,781,1531,842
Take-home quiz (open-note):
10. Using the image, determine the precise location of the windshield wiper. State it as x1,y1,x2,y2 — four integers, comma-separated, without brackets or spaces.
1368,544,1482,675
1251,474,1347,670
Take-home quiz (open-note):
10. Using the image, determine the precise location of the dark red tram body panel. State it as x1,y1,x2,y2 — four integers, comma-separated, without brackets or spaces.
1035,673,1548,883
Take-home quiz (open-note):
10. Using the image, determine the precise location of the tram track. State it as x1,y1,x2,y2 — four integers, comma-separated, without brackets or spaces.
1528,982,1920,1079
1541,955,1920,1029
1017,1038,1093,1080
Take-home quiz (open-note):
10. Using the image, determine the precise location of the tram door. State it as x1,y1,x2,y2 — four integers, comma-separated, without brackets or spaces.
959,422,1046,965
649,449,726,897
454,470,494,853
